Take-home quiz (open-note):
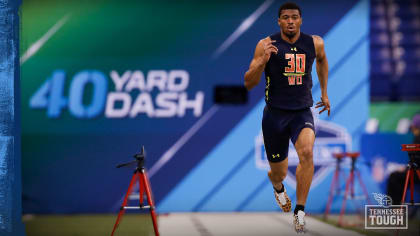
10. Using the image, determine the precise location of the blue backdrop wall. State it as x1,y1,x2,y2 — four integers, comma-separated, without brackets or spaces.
21,0,376,214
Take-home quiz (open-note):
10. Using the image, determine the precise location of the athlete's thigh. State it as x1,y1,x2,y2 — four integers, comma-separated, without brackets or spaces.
290,109,315,158
262,106,291,162
294,127,315,155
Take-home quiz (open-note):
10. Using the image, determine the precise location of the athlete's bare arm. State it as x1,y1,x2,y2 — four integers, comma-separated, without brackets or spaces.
312,35,330,116
244,37,278,90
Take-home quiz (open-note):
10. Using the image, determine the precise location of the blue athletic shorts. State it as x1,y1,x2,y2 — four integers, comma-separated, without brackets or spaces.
262,105,315,163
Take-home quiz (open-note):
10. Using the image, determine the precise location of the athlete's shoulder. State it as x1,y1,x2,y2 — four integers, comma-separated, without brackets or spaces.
311,35,326,58
299,32,316,48
311,35,324,47
300,32,312,39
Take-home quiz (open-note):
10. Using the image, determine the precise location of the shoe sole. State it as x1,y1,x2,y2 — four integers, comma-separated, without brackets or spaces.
293,218,306,233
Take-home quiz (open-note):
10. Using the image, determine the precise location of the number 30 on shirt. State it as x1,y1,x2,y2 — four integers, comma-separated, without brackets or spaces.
285,53,306,86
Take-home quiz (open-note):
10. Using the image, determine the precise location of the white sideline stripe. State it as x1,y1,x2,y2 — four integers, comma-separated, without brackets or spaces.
211,0,274,60
148,105,219,178
20,14,71,65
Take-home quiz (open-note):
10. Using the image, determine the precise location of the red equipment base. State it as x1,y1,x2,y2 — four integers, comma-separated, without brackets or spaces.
400,144,420,206
395,144,420,236
111,168,159,236
324,152,371,227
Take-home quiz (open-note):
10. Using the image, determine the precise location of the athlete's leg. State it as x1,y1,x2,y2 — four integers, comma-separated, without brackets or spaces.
262,106,290,192
289,110,315,232
294,127,315,205
262,106,292,212
268,157,288,191
268,156,292,212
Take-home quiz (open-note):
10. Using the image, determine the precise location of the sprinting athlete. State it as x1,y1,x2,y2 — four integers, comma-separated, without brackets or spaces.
244,2,330,233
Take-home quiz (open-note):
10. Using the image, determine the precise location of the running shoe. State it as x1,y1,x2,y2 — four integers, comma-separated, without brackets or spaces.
273,187,292,212
293,210,306,233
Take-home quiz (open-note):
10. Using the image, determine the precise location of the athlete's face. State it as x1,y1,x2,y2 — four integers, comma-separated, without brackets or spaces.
278,9,302,38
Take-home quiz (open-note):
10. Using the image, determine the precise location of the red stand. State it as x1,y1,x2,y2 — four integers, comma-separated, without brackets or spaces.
400,144,420,206
324,152,371,226
395,144,420,236
324,153,345,220
111,147,159,236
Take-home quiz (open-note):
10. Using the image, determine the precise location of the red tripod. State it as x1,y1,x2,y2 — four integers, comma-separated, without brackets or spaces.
111,147,159,236
400,144,420,206
395,144,420,236
324,152,371,226
324,152,345,220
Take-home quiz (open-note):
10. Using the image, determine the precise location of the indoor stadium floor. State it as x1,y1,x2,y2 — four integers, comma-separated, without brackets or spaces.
24,212,419,235
158,213,363,236
26,213,363,236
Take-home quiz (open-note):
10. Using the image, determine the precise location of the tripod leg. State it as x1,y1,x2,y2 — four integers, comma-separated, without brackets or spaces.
355,171,372,204
324,166,340,219
394,170,413,236
350,171,355,198
339,170,353,226
409,169,414,204
400,169,411,204
138,173,144,207
394,169,414,236
140,170,159,236
111,172,138,236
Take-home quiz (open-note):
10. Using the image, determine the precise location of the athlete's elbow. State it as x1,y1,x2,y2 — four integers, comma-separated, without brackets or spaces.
244,79,254,91
244,80,249,90
244,73,252,91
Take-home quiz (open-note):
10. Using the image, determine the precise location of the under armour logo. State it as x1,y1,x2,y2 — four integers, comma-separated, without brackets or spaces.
291,47,297,52
272,154,280,158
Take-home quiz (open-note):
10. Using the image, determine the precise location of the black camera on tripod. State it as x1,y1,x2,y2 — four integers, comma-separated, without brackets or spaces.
405,144,420,166
116,146,146,169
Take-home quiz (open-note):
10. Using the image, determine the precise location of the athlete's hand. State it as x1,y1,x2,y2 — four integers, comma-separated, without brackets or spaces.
315,96,331,116
262,40,278,63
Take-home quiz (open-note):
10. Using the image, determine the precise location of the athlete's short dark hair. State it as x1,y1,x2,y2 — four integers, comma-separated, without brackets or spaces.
278,2,302,18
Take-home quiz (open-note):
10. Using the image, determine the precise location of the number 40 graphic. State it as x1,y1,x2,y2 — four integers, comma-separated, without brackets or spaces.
29,70,108,118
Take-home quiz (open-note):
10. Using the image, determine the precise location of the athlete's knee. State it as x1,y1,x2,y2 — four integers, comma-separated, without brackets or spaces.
268,170,287,183
297,145,313,159
297,147,313,166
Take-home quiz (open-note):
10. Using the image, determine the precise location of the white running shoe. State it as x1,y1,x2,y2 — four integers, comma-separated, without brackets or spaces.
293,210,306,234
273,187,292,212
